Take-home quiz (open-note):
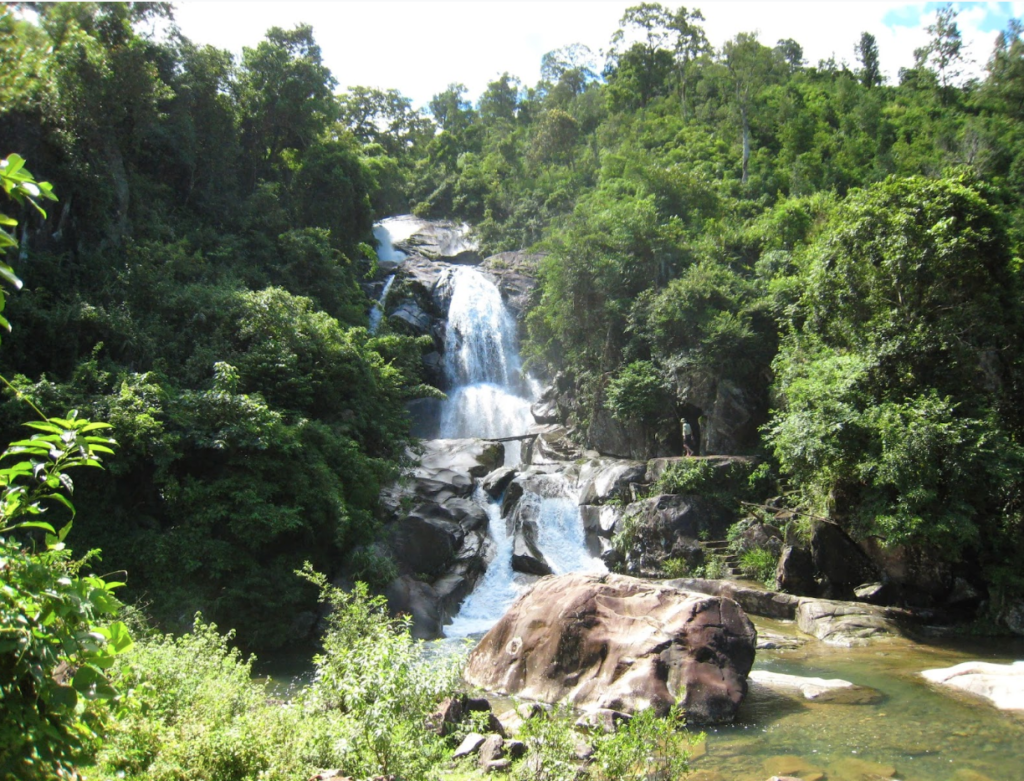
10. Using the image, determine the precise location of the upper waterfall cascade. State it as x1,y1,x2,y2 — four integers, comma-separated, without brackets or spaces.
438,267,539,454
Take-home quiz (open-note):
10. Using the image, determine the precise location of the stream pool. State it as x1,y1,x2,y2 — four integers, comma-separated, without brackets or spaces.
688,618,1024,781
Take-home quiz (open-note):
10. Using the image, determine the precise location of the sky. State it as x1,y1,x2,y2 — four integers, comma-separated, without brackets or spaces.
167,1,1024,109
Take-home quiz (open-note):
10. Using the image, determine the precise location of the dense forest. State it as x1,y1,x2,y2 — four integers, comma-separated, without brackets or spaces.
2,1,1024,778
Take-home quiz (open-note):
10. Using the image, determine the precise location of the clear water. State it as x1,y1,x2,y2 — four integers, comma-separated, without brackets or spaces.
688,619,1024,781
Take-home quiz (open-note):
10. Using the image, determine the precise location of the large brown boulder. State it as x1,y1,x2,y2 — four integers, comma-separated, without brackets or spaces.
463,573,757,724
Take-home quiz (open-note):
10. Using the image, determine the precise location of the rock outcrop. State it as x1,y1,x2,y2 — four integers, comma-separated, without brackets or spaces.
774,544,817,595
463,572,757,724
795,598,902,646
810,521,879,599
376,438,503,638
672,577,909,645
383,214,480,264
613,494,731,576
748,670,882,704
479,251,543,322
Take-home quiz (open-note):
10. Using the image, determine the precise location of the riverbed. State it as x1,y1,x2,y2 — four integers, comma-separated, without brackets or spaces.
688,617,1024,781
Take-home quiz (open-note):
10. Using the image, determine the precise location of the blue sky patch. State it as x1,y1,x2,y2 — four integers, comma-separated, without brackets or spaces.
882,5,925,28
884,2,1016,33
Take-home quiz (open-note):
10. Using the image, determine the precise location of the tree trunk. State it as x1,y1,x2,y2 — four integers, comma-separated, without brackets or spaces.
741,103,750,184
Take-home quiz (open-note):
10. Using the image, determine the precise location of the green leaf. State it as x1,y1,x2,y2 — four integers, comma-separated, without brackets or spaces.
80,422,114,432
106,622,133,654
0,262,23,291
13,521,56,535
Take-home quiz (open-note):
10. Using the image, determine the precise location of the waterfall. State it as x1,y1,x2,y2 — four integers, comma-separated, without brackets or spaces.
439,267,604,638
372,220,410,263
368,274,395,334
438,267,538,462
446,474,605,639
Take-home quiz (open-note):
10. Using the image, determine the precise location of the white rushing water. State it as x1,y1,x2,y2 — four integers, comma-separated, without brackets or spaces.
372,219,411,263
368,273,395,334
440,267,603,638
438,267,539,462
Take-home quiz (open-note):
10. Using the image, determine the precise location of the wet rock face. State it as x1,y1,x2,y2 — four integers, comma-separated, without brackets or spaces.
376,438,504,638
479,251,543,322
385,215,481,264
463,572,757,724
506,493,554,577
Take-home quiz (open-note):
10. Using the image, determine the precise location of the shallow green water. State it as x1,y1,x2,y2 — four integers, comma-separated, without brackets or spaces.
689,619,1024,781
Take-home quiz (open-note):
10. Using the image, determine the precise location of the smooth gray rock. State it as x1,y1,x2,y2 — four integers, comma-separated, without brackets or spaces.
508,496,553,576
796,598,901,646
482,466,518,498
577,458,646,506
454,733,486,760
529,425,583,464
921,661,1024,711
384,576,442,640
384,214,480,264
477,734,505,766
530,397,560,425
748,670,882,704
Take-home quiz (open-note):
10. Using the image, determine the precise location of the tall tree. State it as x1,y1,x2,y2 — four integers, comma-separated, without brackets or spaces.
723,32,776,183
540,43,597,102
669,6,710,117
234,25,337,182
855,31,882,88
607,3,676,109
914,3,964,92
985,19,1024,119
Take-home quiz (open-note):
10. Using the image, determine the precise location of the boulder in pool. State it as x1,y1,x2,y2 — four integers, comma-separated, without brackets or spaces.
749,670,882,704
921,661,1024,711
462,572,757,724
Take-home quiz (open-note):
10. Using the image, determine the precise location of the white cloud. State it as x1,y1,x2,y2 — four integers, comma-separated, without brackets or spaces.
171,1,1020,107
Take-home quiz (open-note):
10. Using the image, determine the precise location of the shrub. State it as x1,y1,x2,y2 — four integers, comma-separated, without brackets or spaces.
0,413,129,781
739,547,778,587
593,705,703,781
98,615,295,781
653,458,773,511
661,557,692,578
511,704,581,781
297,566,463,780
605,361,667,423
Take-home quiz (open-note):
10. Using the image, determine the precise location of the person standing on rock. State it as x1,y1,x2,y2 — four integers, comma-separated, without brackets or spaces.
681,418,695,456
